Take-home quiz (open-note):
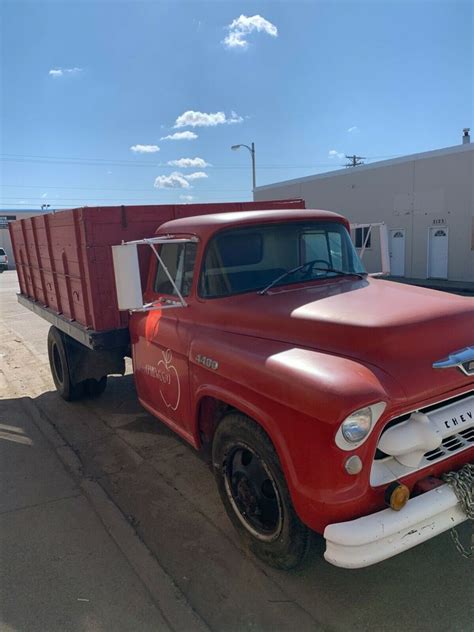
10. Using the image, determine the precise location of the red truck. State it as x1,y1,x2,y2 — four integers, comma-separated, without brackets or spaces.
10,201,473,570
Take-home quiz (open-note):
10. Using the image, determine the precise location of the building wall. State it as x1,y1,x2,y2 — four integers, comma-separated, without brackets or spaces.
0,210,47,268
255,145,474,282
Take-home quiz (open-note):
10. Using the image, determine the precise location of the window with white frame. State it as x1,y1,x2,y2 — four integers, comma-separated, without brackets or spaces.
354,227,372,249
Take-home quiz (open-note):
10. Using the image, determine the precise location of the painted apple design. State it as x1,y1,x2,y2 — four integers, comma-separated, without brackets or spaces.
157,349,181,411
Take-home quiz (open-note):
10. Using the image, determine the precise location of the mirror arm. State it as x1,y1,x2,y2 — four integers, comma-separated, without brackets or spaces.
147,241,188,308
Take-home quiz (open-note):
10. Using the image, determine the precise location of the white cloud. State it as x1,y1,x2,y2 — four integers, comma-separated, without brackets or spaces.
154,172,191,189
130,144,160,153
167,157,210,168
329,149,345,159
347,126,359,133
179,195,195,203
154,170,209,189
174,110,242,128
185,171,208,181
49,67,83,77
161,131,198,141
223,14,278,49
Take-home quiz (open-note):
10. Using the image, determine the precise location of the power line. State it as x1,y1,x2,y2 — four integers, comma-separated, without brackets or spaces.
0,194,250,202
0,152,400,170
0,184,253,193
0,154,336,169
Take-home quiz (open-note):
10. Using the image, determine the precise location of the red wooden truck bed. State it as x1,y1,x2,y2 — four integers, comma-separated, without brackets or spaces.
9,200,305,348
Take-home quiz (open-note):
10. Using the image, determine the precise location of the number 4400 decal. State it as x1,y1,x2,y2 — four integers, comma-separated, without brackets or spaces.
195,354,219,371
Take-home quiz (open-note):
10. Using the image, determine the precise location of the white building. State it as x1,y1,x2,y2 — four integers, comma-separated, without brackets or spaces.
0,209,48,267
254,136,474,284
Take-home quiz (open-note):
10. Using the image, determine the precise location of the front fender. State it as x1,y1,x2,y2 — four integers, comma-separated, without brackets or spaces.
190,331,400,425
189,331,402,532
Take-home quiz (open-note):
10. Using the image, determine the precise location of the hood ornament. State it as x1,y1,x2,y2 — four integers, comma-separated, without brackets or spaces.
433,346,474,376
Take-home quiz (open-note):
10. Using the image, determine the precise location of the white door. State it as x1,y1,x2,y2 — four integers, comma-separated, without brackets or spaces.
428,227,448,279
389,229,405,276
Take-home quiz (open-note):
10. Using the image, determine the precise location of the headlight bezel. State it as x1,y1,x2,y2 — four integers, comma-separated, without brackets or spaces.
335,402,387,451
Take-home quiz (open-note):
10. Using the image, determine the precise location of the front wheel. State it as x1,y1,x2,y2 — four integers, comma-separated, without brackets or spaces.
212,413,311,570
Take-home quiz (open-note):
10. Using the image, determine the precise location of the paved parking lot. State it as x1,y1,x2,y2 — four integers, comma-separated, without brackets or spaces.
1,270,472,631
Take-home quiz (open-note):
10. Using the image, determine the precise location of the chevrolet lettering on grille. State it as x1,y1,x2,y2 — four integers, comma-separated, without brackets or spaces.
443,409,473,430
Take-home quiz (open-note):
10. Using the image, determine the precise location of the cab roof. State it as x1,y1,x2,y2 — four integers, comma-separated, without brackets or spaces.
156,208,348,240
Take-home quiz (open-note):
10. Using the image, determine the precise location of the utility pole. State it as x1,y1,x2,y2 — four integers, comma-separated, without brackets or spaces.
345,155,365,167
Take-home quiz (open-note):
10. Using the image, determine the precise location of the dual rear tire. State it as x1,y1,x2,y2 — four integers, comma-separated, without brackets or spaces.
47,327,107,401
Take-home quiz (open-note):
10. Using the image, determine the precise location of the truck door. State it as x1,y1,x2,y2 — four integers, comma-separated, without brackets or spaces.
130,241,197,442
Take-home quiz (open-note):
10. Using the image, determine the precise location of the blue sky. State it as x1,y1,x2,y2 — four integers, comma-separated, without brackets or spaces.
1,0,472,210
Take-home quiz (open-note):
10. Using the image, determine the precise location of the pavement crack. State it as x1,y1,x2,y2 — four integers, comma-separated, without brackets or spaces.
0,493,82,517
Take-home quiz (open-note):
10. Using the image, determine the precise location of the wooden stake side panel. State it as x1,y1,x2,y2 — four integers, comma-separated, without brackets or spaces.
10,200,306,332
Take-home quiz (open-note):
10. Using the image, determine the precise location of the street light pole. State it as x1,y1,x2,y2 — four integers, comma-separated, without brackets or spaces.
231,142,256,192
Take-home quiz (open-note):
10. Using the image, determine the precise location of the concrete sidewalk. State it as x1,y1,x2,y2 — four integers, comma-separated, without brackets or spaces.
0,393,201,631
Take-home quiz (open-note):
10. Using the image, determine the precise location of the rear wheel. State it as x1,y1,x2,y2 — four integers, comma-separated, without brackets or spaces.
47,326,84,401
212,413,311,570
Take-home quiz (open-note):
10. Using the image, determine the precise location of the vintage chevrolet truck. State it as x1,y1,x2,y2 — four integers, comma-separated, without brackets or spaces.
10,202,473,569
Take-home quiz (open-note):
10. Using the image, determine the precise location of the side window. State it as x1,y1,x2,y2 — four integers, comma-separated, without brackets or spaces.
154,243,197,296
354,227,371,249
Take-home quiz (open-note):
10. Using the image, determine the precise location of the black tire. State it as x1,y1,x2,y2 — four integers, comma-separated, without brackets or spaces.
47,326,84,401
83,376,108,398
212,413,311,570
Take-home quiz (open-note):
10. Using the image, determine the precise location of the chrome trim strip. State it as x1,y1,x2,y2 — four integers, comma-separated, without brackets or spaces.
433,346,474,376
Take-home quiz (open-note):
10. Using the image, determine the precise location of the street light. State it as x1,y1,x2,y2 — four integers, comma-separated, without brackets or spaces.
231,142,256,192
41,204,50,211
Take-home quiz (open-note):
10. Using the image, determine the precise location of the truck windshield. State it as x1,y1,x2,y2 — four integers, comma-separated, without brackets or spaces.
200,221,366,298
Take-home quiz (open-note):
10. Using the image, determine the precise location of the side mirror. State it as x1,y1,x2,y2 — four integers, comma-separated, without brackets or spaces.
112,243,144,310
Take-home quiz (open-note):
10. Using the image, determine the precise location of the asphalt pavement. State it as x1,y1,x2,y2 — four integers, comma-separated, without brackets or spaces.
0,270,472,631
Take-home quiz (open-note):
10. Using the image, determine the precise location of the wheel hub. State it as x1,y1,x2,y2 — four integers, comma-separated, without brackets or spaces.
224,444,283,541
235,476,258,515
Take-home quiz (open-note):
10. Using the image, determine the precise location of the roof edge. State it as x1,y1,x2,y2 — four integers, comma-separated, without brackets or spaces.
255,143,474,192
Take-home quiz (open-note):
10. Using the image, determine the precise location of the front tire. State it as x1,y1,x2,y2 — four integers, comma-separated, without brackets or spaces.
212,413,311,570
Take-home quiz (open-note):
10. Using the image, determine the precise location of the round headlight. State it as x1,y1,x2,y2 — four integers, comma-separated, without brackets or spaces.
341,407,372,443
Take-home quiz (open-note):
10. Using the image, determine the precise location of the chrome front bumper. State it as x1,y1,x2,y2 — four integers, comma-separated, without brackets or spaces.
323,484,467,568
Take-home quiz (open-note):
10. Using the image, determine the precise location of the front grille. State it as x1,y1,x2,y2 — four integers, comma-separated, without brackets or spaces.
424,427,474,462
370,390,474,486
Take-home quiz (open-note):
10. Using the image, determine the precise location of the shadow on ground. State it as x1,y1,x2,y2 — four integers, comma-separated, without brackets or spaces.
2,377,472,632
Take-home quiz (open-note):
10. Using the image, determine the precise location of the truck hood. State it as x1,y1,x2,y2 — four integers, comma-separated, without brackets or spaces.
211,278,474,403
